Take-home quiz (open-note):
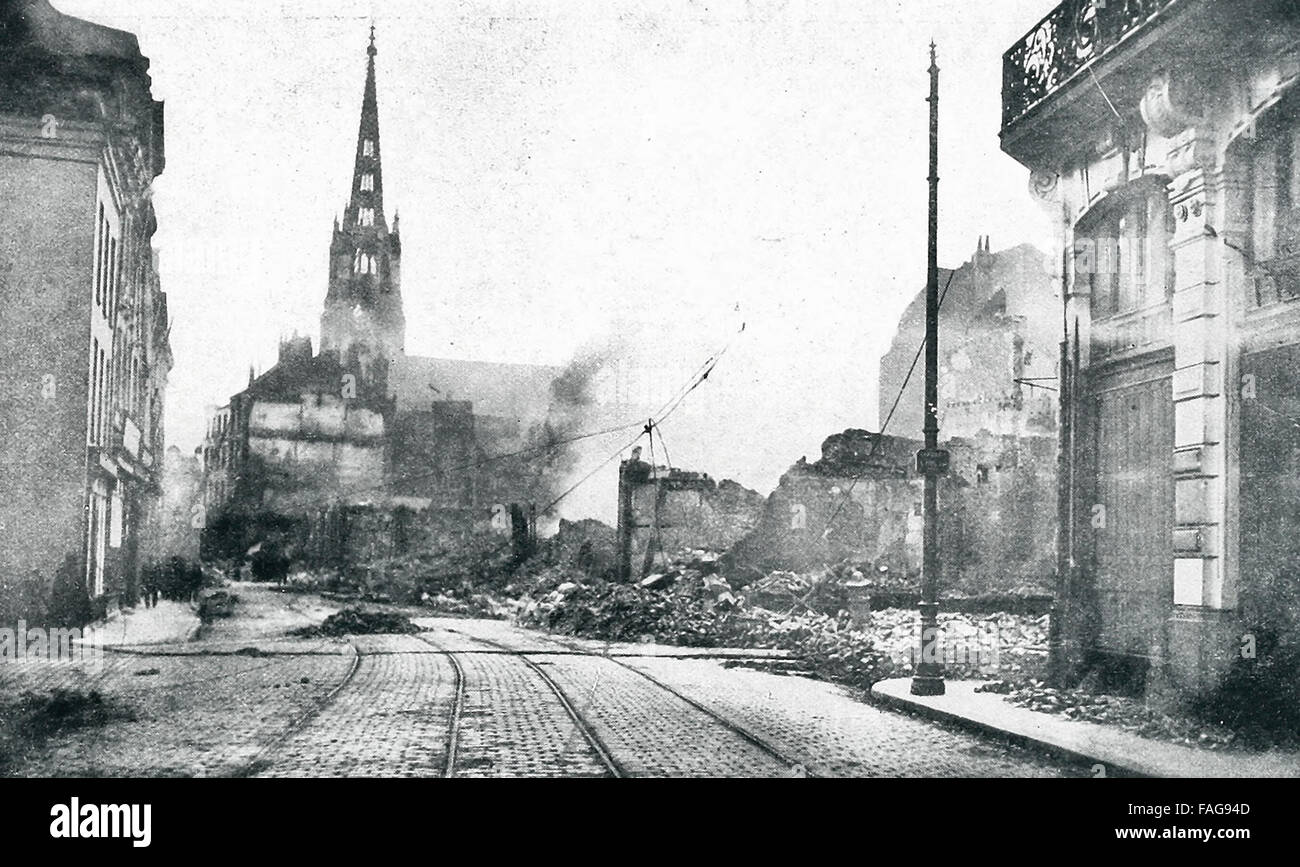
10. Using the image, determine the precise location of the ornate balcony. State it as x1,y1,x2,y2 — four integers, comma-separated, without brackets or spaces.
1002,0,1182,130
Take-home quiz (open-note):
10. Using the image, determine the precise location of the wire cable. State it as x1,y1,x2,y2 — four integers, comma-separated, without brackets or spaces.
816,268,957,539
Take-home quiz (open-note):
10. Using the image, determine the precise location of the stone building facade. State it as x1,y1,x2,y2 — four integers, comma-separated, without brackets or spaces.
1000,0,1300,696
0,0,171,622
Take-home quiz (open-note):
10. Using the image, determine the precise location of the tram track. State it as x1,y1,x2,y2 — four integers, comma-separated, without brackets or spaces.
413,632,624,778
425,627,807,777
232,638,363,778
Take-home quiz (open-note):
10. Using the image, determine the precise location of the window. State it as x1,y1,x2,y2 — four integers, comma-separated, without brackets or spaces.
358,207,374,226
93,200,121,321
1239,101,1300,306
107,236,118,323
88,339,100,444
87,340,109,446
353,250,378,274
363,139,374,156
98,345,108,444
86,480,109,596
1074,185,1172,318
360,173,374,192
94,204,106,308
1249,119,1300,262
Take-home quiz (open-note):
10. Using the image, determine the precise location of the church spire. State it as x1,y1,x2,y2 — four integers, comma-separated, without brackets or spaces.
321,24,405,369
346,24,384,228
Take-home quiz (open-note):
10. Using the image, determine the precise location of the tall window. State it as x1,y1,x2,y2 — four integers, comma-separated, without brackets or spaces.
1240,99,1300,306
358,207,374,226
88,339,100,444
353,250,378,274
107,236,118,323
86,481,108,595
1075,186,1172,318
93,201,120,321
360,173,374,192
363,139,374,157
94,204,106,309
1250,119,1300,263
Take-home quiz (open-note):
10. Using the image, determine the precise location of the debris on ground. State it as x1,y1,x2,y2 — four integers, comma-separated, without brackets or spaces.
3,689,137,744
198,589,239,621
975,679,1242,751
293,606,420,637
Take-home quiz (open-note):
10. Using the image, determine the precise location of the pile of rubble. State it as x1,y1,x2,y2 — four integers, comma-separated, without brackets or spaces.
866,609,1049,679
294,606,421,637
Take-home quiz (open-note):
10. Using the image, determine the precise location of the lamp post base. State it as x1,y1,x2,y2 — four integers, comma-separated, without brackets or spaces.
910,673,946,696
911,601,945,695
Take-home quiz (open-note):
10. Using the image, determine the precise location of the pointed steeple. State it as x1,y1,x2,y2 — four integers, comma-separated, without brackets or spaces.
346,23,384,229
321,25,406,371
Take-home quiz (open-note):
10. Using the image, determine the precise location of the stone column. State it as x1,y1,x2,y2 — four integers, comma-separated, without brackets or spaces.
1163,125,1240,693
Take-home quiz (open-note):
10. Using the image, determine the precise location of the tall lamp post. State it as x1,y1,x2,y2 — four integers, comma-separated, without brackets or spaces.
912,42,946,696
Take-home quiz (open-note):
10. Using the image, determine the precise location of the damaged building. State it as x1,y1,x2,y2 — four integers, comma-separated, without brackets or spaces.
201,30,564,564
615,449,765,580
723,240,1061,594
723,430,1056,595
879,238,1060,440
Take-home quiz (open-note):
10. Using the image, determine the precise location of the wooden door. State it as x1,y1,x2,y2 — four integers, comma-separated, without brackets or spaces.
1090,355,1174,659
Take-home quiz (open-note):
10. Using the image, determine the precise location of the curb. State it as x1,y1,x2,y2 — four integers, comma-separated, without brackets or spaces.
868,682,1151,777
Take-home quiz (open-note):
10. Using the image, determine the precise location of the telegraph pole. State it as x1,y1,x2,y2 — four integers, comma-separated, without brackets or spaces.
912,41,946,696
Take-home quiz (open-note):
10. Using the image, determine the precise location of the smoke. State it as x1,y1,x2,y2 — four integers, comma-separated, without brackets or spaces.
510,338,624,527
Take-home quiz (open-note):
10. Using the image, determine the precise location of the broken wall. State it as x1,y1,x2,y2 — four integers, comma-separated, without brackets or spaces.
616,461,764,580
724,430,1055,596
243,393,388,514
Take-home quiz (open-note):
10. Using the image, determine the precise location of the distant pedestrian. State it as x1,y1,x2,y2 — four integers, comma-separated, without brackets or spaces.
141,571,158,609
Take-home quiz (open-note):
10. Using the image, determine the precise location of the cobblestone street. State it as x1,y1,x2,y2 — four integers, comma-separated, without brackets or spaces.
0,586,1085,778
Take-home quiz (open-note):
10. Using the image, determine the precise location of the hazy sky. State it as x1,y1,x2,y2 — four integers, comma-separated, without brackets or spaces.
56,0,1057,517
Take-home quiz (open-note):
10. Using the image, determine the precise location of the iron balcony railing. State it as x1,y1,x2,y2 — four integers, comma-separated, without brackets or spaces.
1002,0,1182,129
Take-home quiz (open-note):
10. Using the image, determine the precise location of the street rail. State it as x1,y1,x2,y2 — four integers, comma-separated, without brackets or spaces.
413,632,625,778
428,627,810,777
233,637,363,778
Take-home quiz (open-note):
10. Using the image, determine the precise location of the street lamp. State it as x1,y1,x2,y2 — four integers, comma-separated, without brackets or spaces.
912,42,946,696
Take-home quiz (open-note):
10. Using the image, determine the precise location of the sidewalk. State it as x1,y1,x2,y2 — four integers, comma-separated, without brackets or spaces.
871,677,1300,778
92,599,201,647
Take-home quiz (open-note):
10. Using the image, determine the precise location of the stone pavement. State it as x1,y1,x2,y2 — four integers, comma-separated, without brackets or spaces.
92,599,200,647
252,634,459,778
430,618,1087,777
871,678,1300,778
0,589,1094,777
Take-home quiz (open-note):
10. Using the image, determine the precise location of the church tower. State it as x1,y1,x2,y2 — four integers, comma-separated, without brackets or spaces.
320,26,405,379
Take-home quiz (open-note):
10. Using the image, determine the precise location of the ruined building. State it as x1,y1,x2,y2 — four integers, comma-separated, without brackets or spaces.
722,429,1056,595
0,0,171,621
201,30,558,559
722,241,1062,591
616,450,765,581
878,239,1060,440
